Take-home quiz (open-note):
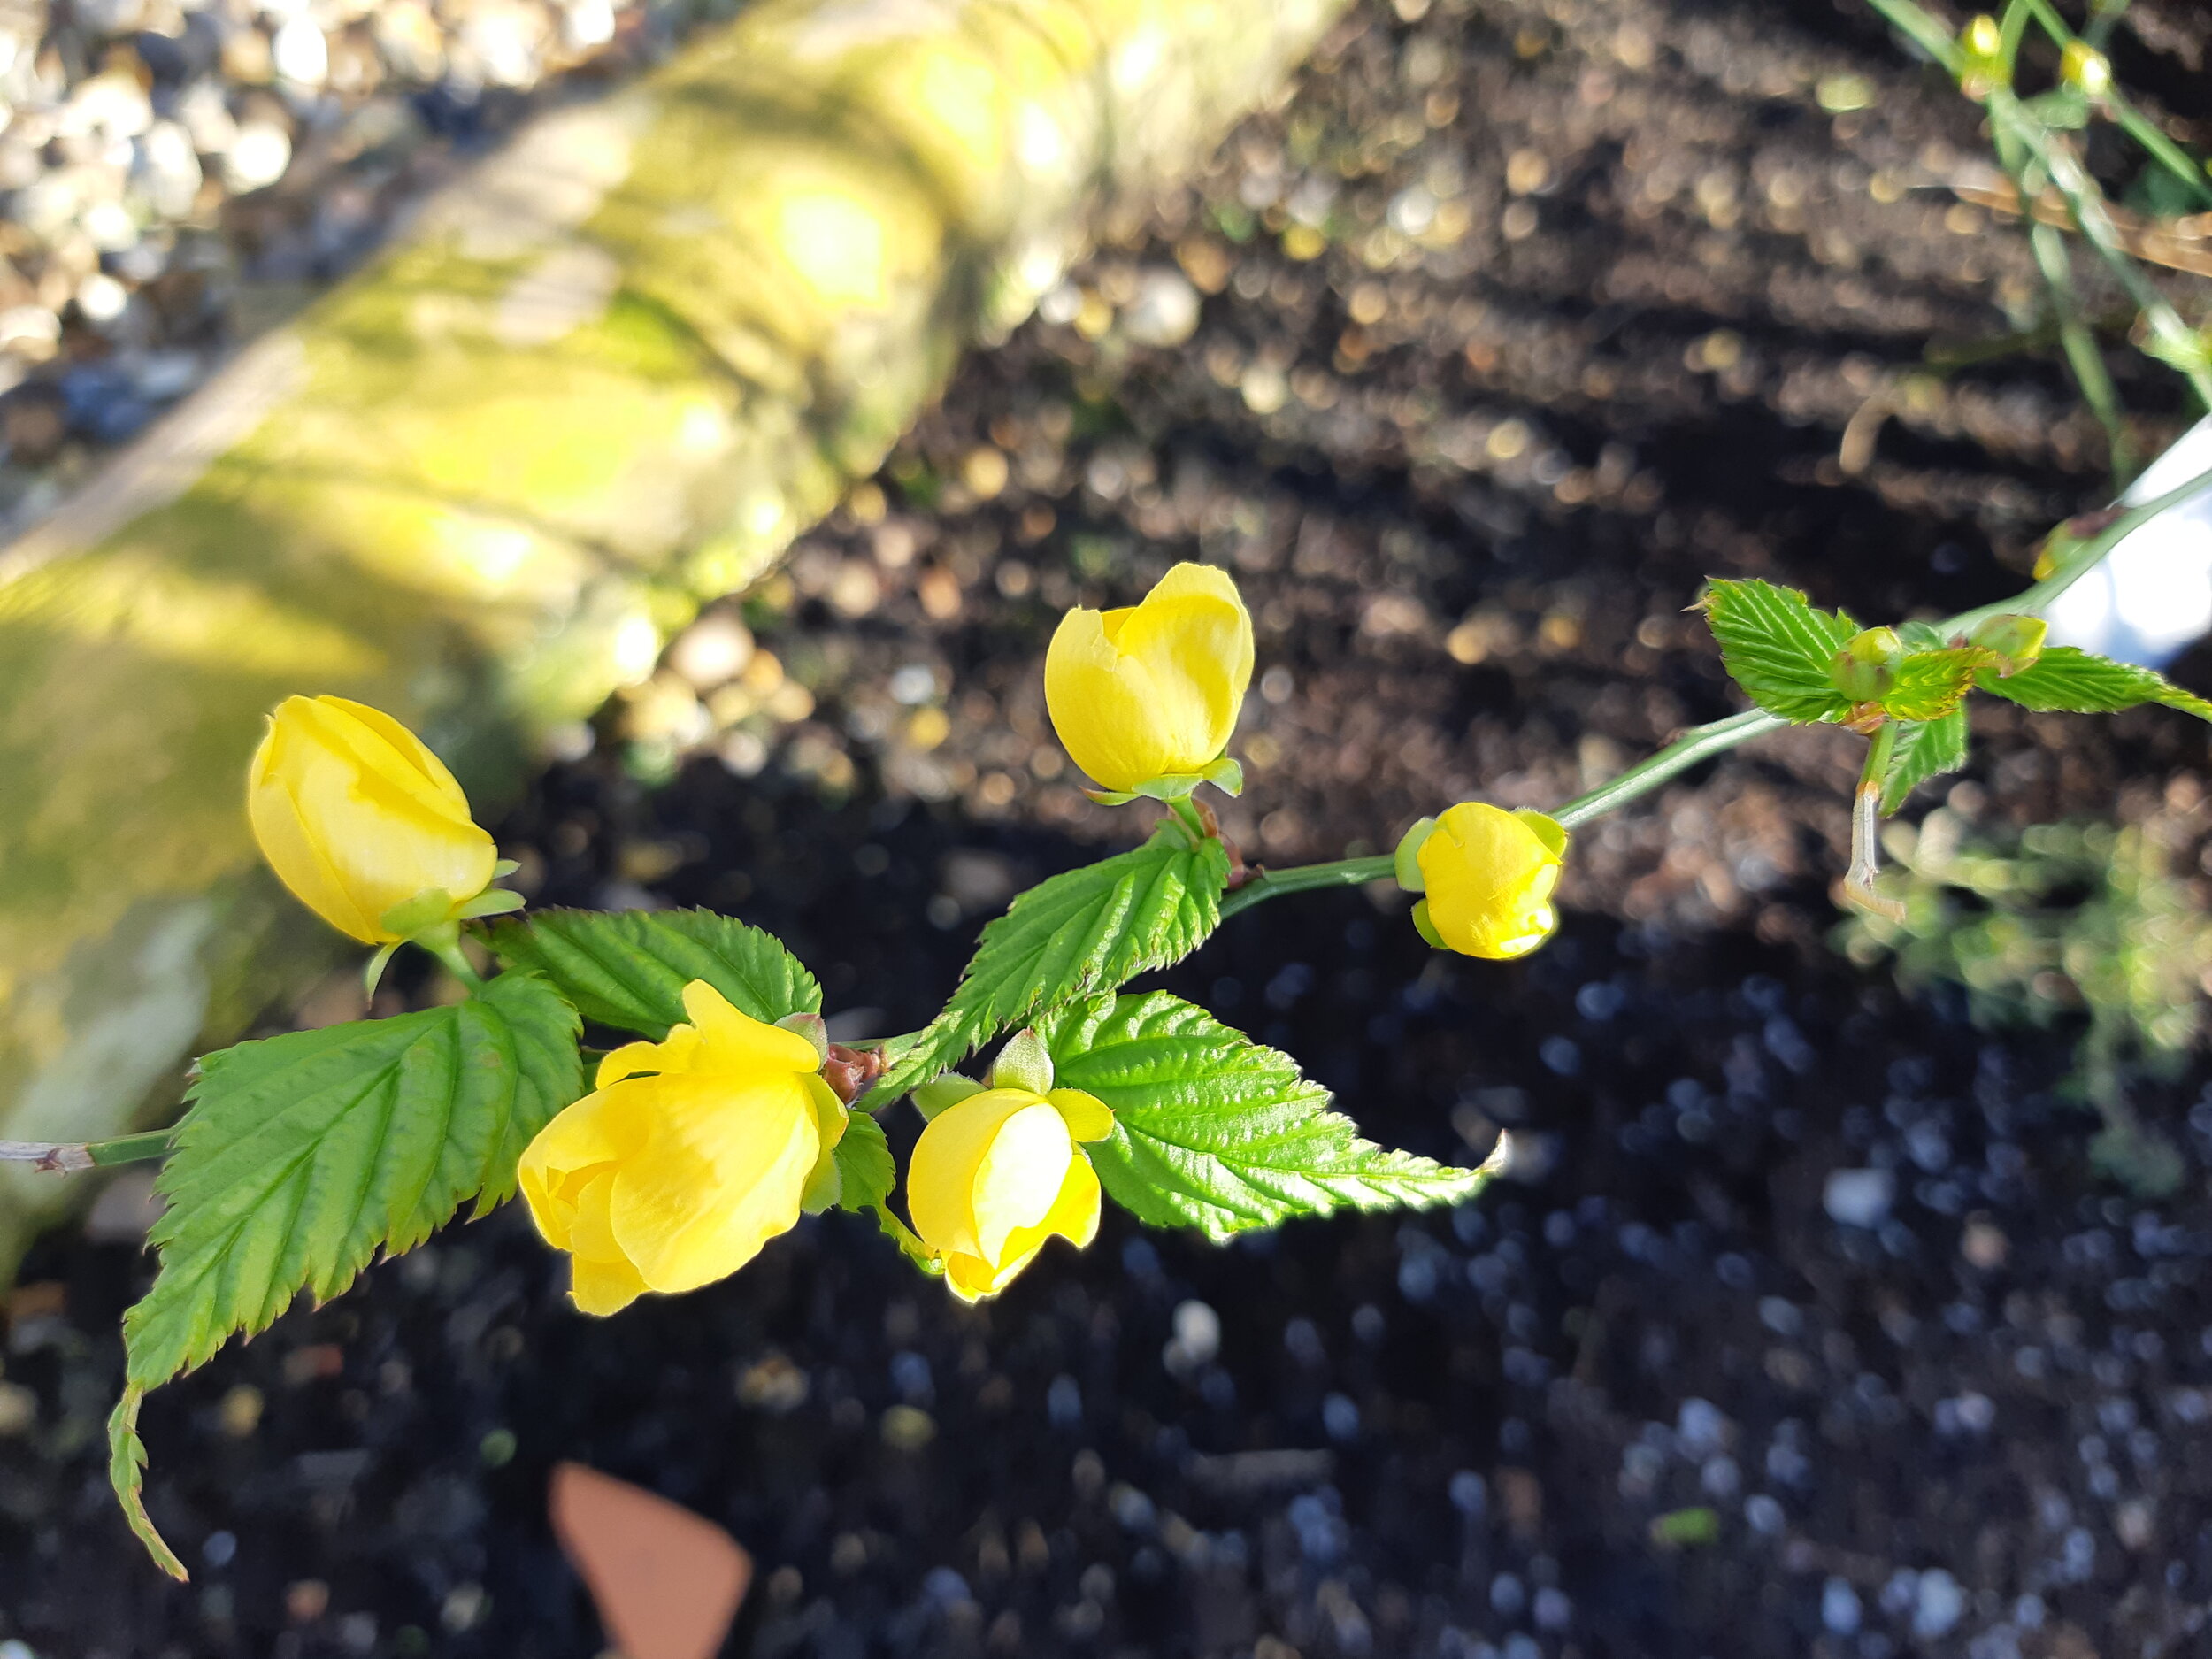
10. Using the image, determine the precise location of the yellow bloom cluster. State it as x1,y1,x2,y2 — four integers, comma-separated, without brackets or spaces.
242,552,1582,1319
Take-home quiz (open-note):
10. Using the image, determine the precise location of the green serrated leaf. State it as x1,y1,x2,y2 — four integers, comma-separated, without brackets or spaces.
1897,619,1952,650
1879,709,1970,814
865,829,1231,1106
110,972,581,1575
1038,991,1491,1240
1879,647,1990,722
833,1110,895,1212
487,909,818,1037
1699,578,1859,723
1976,645,2212,722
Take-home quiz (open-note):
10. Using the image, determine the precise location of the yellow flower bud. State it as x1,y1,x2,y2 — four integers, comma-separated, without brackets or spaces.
248,695,498,944
1044,562,1254,798
519,982,847,1316
1409,802,1567,961
2059,40,2110,96
907,1084,1113,1301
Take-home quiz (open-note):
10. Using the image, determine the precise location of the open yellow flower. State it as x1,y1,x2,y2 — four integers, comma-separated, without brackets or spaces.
1398,802,1568,961
1043,562,1254,800
519,981,847,1316
248,695,499,944
907,1083,1113,1302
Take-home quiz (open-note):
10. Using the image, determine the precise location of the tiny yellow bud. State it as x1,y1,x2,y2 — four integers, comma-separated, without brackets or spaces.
248,695,497,944
2059,40,2110,96
1832,626,1904,702
1044,563,1254,798
1958,13,2007,98
906,1085,1112,1301
1414,803,1567,961
1967,612,2048,677
519,982,845,1315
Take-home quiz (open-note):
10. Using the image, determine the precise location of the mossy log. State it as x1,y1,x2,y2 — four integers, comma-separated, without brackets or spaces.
0,0,1347,1269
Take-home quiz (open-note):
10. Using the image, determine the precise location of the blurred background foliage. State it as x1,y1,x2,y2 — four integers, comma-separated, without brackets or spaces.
1840,804,2212,1192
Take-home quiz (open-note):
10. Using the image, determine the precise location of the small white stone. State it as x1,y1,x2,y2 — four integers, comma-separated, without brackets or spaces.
1118,267,1199,348
1821,1578,1861,1636
1171,1299,1221,1366
223,122,293,194
668,612,754,688
272,17,329,86
563,0,616,50
75,272,129,323
1913,1570,1965,1640
1824,1168,1893,1228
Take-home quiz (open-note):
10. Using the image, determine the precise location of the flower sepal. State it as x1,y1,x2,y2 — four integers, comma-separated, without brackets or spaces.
1080,753,1244,807
798,1073,850,1215
989,1028,1056,1094
914,1073,987,1122
1394,815,1438,892
776,1011,831,1063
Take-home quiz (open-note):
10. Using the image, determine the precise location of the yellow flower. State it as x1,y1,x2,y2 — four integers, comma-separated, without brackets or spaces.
907,1084,1113,1301
1398,803,1568,961
518,982,847,1316
248,695,499,944
1044,562,1254,800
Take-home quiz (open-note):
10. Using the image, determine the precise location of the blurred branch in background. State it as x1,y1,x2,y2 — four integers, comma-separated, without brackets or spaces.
1868,0,2212,484
1839,806,2212,1195
0,0,1349,1275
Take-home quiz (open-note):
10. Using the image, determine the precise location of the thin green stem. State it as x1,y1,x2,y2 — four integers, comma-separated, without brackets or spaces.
1843,723,1907,920
1985,65,2135,482
1223,462,2212,919
2017,0,2212,210
1218,854,1394,919
419,924,486,993
1552,709,1789,831
1950,457,2212,628
1991,89,2212,409
1165,797,1209,845
0,1128,173,1173
1862,0,1962,71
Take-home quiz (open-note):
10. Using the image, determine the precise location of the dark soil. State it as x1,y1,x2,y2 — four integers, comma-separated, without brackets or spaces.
12,1,2212,1656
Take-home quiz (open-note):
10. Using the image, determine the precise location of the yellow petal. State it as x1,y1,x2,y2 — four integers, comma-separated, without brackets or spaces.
1047,1088,1115,1142
968,1100,1076,1264
935,1150,1100,1302
519,1086,641,1250
605,1073,819,1293
565,1168,649,1315
248,726,380,941
595,1025,702,1087
569,1251,650,1316
312,695,477,823
679,980,825,1076
941,1250,1003,1302
1044,605,1179,793
1107,562,1252,756
907,1087,1037,1262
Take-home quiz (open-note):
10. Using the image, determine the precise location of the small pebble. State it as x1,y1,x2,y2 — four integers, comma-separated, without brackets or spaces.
1821,1577,1862,1636
1824,1169,1895,1228
1913,1570,1966,1640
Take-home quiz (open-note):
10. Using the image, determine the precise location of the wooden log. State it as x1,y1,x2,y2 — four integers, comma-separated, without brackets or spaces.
0,0,1348,1269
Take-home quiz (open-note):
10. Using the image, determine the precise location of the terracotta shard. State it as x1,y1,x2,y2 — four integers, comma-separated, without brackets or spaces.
549,1462,751,1659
